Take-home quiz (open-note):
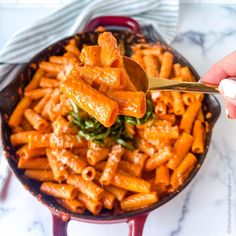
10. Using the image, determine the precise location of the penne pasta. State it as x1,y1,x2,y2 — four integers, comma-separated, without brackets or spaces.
121,192,158,211
167,132,193,170
194,93,204,102
143,55,159,77
180,101,201,133
10,130,38,146
52,116,77,135
123,150,148,168
65,43,80,58
33,93,51,114
49,55,78,65
160,91,173,107
87,142,109,165
159,52,173,78
111,173,151,193
39,77,59,88
39,61,63,74
155,100,167,115
173,63,181,77
170,153,197,189
24,109,50,132
80,45,102,66
58,94,73,116
77,192,102,215
192,120,205,154
46,148,68,181
50,133,86,149
100,145,124,185
25,88,53,100
180,66,193,82
67,175,104,201
77,66,126,89
118,160,142,177
137,139,156,156
28,133,50,149
155,165,170,186
52,149,87,174
158,114,176,124
81,166,96,181
122,70,137,92
24,170,54,181
9,97,32,127
105,185,127,202
131,50,145,68
144,120,179,146
41,88,60,119
171,92,185,115
98,32,123,68
141,46,162,57
101,191,115,210
107,90,146,118
58,198,85,214
40,182,77,199
61,65,119,127
18,157,50,170
149,179,168,196
16,145,46,159
182,93,196,106
145,146,172,171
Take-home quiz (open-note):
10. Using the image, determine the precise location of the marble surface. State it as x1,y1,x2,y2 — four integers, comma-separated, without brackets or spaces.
1,4,236,236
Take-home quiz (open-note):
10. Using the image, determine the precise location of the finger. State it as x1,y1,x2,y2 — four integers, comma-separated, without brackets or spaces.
226,101,236,119
200,51,236,85
218,79,236,106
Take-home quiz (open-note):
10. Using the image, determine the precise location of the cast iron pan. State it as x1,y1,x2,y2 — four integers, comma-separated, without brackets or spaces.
0,16,221,236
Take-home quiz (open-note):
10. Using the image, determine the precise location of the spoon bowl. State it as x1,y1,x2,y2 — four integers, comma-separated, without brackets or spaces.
123,56,219,94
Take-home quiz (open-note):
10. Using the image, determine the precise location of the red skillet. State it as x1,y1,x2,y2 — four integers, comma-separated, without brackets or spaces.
0,16,221,236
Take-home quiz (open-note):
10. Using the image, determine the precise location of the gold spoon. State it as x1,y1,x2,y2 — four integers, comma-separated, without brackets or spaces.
123,56,219,94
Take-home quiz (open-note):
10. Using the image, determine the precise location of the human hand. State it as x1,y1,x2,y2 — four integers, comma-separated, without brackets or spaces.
200,51,236,118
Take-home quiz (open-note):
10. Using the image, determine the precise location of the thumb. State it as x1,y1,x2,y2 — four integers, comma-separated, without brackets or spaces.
218,78,236,106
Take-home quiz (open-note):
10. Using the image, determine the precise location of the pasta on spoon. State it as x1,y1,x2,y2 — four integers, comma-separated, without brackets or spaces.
60,32,146,128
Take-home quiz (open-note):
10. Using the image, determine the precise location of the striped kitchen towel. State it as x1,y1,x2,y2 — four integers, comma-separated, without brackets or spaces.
0,0,179,192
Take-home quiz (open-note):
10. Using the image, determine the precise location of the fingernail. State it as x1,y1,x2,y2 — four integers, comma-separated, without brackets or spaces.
219,79,236,99
226,107,236,119
226,108,230,118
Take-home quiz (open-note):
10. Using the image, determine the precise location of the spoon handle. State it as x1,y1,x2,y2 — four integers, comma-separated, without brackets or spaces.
149,78,219,94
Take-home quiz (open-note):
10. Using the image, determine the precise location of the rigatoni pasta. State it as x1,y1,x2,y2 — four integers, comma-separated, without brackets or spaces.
100,144,124,185
9,32,209,216
9,97,32,128
61,66,119,128
121,192,158,211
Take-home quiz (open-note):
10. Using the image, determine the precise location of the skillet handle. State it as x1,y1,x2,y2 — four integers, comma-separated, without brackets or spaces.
52,214,69,236
127,213,149,236
83,16,141,33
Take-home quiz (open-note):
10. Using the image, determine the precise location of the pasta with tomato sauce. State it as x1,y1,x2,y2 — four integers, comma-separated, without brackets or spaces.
9,31,209,215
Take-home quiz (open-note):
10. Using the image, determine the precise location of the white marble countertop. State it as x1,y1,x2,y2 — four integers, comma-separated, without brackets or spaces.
0,4,236,236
